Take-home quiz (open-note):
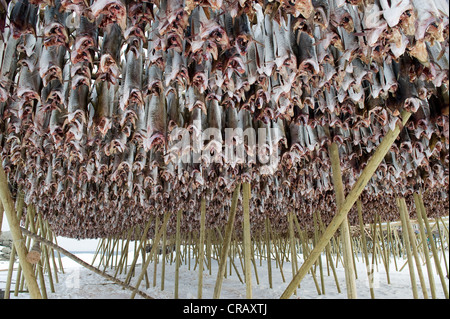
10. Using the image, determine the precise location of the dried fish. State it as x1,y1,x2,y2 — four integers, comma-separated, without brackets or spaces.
0,0,447,238
90,0,126,30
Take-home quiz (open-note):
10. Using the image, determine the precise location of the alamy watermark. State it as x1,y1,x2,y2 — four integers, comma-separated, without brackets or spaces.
165,120,283,174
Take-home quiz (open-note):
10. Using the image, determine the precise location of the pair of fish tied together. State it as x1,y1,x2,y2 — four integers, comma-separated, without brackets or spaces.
0,0,448,239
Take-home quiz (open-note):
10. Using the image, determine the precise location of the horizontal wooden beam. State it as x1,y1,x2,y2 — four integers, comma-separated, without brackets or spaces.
20,227,154,299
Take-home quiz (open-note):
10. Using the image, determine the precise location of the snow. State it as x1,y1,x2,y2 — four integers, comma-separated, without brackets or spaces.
1,244,448,299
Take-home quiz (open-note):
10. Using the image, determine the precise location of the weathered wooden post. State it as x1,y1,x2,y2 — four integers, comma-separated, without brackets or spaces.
153,215,160,288
0,164,42,299
280,110,412,299
242,182,252,299
398,198,419,299
213,183,241,299
401,198,429,299
416,193,449,299
174,209,182,299
161,214,168,291
198,197,206,299
130,212,171,299
356,200,375,298
265,217,273,289
329,141,357,299
288,212,298,295
413,194,437,299
125,216,153,285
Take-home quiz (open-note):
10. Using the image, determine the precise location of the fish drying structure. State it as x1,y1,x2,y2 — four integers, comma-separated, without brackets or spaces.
0,0,449,300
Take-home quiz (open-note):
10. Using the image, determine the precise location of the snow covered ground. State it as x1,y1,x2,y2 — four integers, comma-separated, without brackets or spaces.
1,243,448,300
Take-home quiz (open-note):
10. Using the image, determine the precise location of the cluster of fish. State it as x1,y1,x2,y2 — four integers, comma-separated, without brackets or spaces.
0,0,448,238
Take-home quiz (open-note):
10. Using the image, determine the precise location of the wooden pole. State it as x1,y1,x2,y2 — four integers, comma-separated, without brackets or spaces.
37,210,56,292
48,227,64,275
401,197,429,299
265,218,273,289
103,237,119,273
153,215,160,288
299,228,322,295
4,239,17,299
17,211,31,295
288,212,298,295
376,215,390,284
91,238,105,266
292,213,321,295
0,200,4,234
4,193,26,299
370,218,378,282
0,164,42,299
161,213,168,291
235,236,245,281
251,247,260,285
206,229,212,275
416,193,449,299
114,229,132,277
20,227,153,299
313,211,325,295
187,232,191,270
213,183,241,299
387,221,398,271
28,207,48,298
130,212,170,299
357,199,375,299
97,237,109,269
436,219,448,278
329,141,357,299
124,216,153,285
242,182,252,299
413,193,437,299
174,209,182,299
0,201,3,235
198,197,206,299
280,110,412,299
398,198,419,299
317,211,341,293
268,221,286,283
5,194,28,299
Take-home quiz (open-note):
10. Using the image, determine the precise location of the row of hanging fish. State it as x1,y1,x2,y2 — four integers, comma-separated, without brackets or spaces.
0,0,448,238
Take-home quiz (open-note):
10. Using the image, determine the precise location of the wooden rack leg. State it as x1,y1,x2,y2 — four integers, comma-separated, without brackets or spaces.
130,212,171,299
124,217,153,285
357,200,375,298
174,210,182,299
413,194,437,299
0,166,42,299
161,214,168,291
288,212,298,296
213,183,241,299
398,198,419,299
416,193,449,299
280,110,412,299
3,193,26,299
265,218,273,289
20,227,153,299
198,197,206,299
329,141,357,299
242,182,253,299
401,198,429,299
153,215,160,288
